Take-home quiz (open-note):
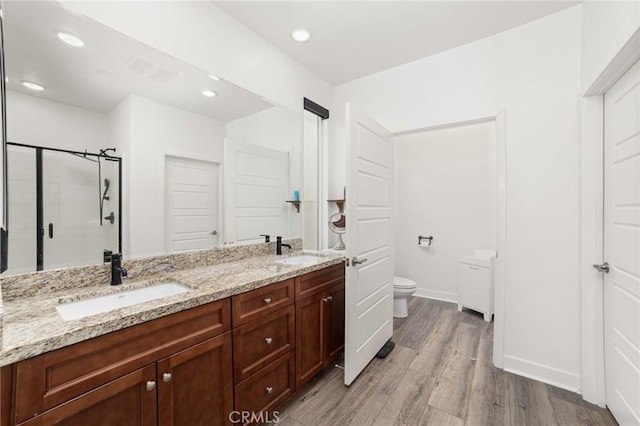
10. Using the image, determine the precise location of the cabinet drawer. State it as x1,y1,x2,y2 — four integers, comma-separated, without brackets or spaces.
233,306,294,383
232,279,294,327
234,352,295,423
13,299,230,424
295,264,345,301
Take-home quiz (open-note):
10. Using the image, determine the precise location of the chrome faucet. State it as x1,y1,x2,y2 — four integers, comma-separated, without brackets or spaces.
276,236,291,255
111,253,128,285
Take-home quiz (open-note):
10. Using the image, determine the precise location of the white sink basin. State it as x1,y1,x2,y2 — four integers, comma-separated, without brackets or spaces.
275,254,324,266
56,282,190,321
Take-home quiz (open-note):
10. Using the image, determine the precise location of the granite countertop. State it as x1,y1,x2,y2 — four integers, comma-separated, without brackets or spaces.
0,250,344,366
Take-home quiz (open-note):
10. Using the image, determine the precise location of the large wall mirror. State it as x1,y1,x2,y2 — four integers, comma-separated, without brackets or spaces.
1,1,307,275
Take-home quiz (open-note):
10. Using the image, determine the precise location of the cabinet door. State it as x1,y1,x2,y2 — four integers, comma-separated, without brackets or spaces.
17,365,157,426
459,263,490,313
324,282,345,363
295,291,324,388
157,333,233,426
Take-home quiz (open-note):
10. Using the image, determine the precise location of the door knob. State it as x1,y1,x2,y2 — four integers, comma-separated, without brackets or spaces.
352,257,368,265
593,262,610,273
162,373,172,383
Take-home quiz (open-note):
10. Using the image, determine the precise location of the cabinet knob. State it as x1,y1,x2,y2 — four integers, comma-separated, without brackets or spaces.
265,337,273,344
146,381,156,391
162,373,172,383
266,386,273,394
322,297,328,303
327,295,333,301
264,297,272,304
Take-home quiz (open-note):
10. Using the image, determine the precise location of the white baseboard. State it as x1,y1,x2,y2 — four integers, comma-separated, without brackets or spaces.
414,288,458,304
503,354,581,393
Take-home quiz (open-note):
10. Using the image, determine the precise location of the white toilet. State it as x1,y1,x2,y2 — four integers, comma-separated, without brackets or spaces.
393,276,417,318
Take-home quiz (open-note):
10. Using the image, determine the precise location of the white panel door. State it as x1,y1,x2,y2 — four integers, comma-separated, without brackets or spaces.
165,156,218,253
603,60,640,426
344,103,394,385
224,141,289,244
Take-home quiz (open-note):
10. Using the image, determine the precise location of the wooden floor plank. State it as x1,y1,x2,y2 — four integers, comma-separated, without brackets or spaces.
505,372,558,425
276,297,618,426
393,299,443,350
426,323,480,418
373,370,436,425
465,362,499,426
420,406,465,426
325,346,418,426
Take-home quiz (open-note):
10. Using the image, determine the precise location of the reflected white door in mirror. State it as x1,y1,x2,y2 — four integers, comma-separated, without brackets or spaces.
165,156,219,254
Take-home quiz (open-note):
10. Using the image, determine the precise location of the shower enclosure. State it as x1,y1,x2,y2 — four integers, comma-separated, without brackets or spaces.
6,142,121,274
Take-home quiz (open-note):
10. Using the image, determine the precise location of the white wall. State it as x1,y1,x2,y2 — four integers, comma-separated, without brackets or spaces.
333,6,583,391
394,122,495,302
111,95,226,258
62,1,332,112
6,90,109,152
581,1,640,92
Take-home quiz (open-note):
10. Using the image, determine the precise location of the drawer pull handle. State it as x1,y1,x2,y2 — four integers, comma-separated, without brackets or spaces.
146,381,156,391
469,266,479,270
265,337,273,344
266,386,273,394
162,373,172,383
264,297,272,304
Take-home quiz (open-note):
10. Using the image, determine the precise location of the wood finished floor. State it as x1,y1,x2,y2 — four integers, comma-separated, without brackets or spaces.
275,297,618,426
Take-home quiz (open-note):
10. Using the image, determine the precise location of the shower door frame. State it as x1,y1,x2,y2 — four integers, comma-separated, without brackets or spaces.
7,141,122,271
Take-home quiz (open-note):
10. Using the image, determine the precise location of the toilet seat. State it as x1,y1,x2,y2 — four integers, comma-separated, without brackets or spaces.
393,276,416,289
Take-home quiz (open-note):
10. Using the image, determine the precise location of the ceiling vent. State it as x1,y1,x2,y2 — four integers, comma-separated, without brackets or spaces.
123,56,176,82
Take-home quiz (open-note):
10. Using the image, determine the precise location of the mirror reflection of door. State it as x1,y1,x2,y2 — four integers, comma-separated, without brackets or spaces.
224,141,288,245
165,156,219,254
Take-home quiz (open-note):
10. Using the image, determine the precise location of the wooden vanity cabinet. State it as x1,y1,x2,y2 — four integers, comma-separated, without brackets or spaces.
295,264,345,388
4,263,346,426
11,299,233,426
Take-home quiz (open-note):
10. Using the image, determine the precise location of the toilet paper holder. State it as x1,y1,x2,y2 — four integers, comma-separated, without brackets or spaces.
418,235,433,246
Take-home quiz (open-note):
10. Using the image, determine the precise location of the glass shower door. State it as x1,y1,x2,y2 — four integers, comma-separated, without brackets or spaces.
43,151,101,269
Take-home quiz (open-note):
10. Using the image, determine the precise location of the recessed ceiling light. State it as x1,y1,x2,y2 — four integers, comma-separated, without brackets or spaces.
21,81,45,91
208,74,220,81
291,29,311,43
56,32,84,48
202,90,217,98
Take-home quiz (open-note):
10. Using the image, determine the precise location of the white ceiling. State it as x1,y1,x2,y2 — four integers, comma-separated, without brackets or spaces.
3,1,272,121
215,1,578,85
